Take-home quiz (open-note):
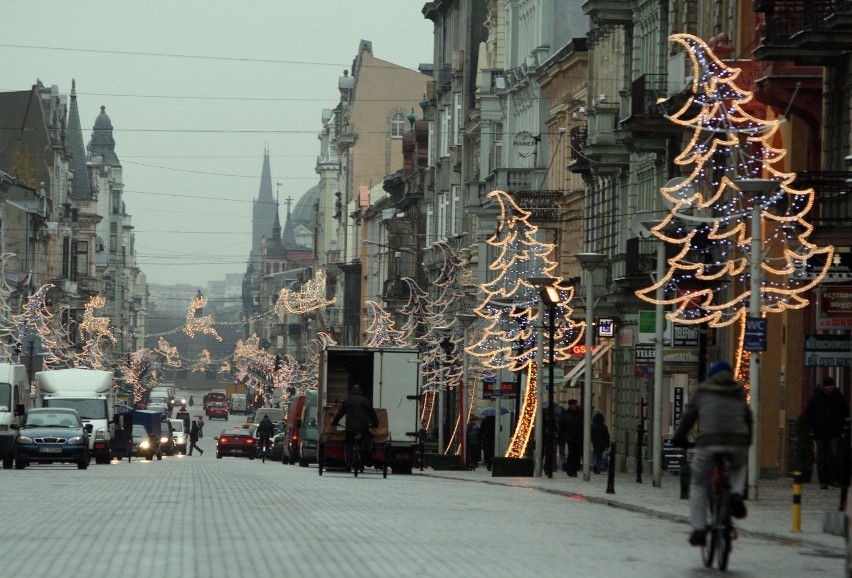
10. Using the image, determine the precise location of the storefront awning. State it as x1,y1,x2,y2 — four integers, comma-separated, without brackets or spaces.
561,341,614,388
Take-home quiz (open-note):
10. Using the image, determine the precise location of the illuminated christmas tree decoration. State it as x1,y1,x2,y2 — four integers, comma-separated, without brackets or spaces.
0,254,19,361
463,189,583,456
317,332,337,348
635,33,834,380
506,361,538,458
364,301,406,347
399,277,439,345
275,270,335,316
184,295,222,341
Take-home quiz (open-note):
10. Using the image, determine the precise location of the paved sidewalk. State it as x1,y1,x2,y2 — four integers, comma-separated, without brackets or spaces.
418,465,847,554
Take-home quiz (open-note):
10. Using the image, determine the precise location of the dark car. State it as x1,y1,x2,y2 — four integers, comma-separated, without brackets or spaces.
282,394,308,465
270,432,286,462
158,420,176,456
14,408,90,469
130,424,162,460
216,430,255,459
208,402,229,420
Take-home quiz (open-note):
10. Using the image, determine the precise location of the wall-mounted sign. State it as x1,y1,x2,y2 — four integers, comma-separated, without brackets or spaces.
598,318,615,338
819,285,852,329
805,334,852,367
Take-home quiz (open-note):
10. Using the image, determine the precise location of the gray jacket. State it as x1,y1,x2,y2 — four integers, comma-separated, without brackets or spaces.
672,369,752,448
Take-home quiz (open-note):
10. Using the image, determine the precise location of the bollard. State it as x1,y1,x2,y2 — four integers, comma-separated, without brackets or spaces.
606,442,616,494
792,471,802,533
679,453,690,499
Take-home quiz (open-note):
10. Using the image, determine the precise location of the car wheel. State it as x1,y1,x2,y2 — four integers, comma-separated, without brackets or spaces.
156,451,163,461
14,458,26,469
2,456,12,469
78,453,89,470
145,453,152,461
216,453,222,459
249,455,255,460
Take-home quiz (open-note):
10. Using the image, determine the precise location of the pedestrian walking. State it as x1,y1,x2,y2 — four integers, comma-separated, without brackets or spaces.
558,399,583,477
466,420,481,469
590,412,611,474
480,414,495,471
806,376,849,488
188,419,204,456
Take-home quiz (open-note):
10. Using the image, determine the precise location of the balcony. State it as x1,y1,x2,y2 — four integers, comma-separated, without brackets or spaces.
484,167,548,194
582,0,634,26
794,171,852,243
753,0,852,64
618,74,686,150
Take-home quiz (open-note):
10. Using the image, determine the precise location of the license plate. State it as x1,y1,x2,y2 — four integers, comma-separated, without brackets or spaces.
40,447,62,454
229,449,243,454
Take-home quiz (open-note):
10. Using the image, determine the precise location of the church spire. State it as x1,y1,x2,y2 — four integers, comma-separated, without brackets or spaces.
66,79,92,200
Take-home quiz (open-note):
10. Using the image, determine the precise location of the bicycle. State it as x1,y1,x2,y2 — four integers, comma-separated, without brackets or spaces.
260,437,271,463
701,452,736,571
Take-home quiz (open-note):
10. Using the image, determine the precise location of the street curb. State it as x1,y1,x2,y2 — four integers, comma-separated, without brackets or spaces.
418,471,845,556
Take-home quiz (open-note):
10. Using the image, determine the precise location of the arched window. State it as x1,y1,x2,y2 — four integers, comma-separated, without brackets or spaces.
390,112,406,138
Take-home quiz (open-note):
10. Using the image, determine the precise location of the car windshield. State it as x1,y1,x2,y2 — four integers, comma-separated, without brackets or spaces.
170,420,184,432
25,411,80,428
0,383,11,412
131,425,148,441
44,398,108,420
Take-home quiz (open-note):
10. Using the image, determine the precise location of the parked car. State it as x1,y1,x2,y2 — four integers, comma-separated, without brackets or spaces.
13,408,90,470
130,424,161,460
170,418,188,455
216,430,255,459
270,432,286,462
208,402,229,420
159,419,175,456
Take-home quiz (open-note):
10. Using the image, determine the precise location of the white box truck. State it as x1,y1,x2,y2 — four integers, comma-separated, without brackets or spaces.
35,369,115,464
319,346,420,474
0,363,30,469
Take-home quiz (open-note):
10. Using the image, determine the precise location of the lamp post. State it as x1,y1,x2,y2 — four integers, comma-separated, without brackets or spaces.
733,177,776,501
576,252,606,481
456,313,477,468
528,277,557,478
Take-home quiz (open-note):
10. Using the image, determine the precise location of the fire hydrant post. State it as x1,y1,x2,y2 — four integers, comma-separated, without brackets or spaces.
792,471,802,533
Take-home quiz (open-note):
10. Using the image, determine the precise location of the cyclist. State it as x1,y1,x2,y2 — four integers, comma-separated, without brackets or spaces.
672,360,752,547
256,415,275,455
331,384,379,469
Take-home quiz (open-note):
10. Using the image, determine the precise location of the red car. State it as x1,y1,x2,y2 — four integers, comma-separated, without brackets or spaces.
216,430,255,459
208,402,229,420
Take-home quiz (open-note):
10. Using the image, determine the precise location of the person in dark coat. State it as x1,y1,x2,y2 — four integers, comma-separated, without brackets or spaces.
590,412,611,474
188,419,204,456
332,385,379,468
466,420,481,469
806,376,850,489
558,399,583,477
480,414,496,471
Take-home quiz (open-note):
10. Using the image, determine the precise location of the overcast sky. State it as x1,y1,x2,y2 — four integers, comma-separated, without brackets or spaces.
3,1,433,287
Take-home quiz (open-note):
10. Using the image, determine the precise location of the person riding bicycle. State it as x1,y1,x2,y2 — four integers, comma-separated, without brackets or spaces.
256,415,275,453
331,384,379,469
672,360,753,547
188,396,194,407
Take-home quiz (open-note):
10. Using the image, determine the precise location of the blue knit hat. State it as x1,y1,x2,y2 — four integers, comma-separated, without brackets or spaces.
708,361,732,378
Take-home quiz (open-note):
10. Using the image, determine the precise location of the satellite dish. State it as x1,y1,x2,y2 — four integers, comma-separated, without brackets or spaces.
630,210,665,239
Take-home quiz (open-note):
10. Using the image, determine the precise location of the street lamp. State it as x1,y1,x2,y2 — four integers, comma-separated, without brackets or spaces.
528,277,559,478
576,252,607,481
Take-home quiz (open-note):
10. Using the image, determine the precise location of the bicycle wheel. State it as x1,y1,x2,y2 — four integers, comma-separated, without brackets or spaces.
716,489,732,571
701,497,717,568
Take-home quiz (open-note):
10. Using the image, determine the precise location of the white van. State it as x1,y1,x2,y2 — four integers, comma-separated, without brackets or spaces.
0,363,29,469
229,393,248,415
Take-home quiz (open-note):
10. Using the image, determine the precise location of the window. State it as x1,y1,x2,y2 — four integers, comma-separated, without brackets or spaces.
109,222,117,253
454,93,462,146
112,191,120,215
390,112,406,138
440,108,450,157
75,241,88,279
437,191,448,240
449,185,459,237
425,203,434,247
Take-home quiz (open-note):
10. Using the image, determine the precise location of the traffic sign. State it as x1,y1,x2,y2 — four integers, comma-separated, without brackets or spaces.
743,316,767,352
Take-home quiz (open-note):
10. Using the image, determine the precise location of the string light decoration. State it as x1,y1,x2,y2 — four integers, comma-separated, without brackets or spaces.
184,294,222,341
317,332,337,348
635,33,834,380
0,254,19,361
464,189,583,457
274,270,335,316
155,337,181,367
364,301,406,347
399,277,439,345
191,349,212,373
119,349,156,403
43,305,76,370
12,284,55,355
75,295,118,370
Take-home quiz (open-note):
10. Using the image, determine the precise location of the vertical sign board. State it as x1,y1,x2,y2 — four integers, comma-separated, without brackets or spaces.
673,386,684,430
743,316,767,352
